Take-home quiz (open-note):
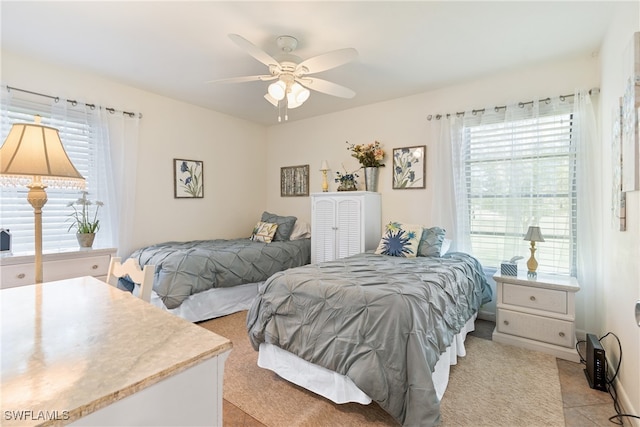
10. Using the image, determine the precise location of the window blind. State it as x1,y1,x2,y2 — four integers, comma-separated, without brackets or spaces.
462,110,576,275
0,97,99,254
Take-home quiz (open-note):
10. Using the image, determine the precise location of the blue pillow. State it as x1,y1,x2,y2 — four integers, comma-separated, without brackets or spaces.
260,211,297,241
417,226,446,257
374,222,423,258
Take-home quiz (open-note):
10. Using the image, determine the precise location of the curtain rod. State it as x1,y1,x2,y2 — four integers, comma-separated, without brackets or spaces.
5,85,143,119
426,88,600,121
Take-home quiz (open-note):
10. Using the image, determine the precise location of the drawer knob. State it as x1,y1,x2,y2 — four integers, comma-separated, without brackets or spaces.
559,332,565,337
17,273,25,279
92,264,99,270
529,296,536,301
503,320,509,326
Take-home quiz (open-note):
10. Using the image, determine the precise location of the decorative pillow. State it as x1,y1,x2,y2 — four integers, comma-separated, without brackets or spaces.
250,222,278,243
289,220,311,240
440,238,452,256
261,211,297,241
374,222,423,258
417,226,446,257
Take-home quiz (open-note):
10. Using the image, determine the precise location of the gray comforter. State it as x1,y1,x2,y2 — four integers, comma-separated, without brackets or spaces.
247,252,491,426
127,238,311,309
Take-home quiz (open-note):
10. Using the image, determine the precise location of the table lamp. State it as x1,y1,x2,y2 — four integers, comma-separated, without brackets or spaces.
320,160,330,192
523,226,545,278
0,116,85,283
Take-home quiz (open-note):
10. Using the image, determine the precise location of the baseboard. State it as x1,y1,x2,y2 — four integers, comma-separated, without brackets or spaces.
477,309,495,323
608,354,640,427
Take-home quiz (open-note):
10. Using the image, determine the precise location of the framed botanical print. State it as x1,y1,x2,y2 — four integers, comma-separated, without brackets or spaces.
392,145,426,189
281,165,309,197
174,159,204,198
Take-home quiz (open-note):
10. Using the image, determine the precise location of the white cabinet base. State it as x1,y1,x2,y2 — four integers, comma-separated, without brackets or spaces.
70,352,230,426
492,272,580,362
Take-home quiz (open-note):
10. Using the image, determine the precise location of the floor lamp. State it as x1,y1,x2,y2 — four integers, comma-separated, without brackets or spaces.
0,116,85,283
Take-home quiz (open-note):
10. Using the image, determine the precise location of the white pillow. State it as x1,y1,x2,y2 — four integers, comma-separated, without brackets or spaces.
440,238,452,256
374,222,423,258
289,220,311,240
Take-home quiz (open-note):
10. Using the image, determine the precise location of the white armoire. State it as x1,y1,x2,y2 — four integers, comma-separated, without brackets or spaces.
311,191,381,263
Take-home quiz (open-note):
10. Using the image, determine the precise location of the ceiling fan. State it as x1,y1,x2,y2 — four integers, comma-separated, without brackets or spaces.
210,34,358,122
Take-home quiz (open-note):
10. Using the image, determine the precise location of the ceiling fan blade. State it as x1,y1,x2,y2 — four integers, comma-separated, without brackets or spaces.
298,77,356,99
207,75,276,84
228,33,280,68
296,48,358,75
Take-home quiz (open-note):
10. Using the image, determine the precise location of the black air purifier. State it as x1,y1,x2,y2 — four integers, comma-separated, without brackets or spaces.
584,333,607,392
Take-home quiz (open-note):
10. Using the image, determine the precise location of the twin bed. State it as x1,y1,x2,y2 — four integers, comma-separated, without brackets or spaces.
124,216,491,426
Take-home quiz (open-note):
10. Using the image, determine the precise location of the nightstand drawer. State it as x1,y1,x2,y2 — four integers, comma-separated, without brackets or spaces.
44,255,111,282
1,264,37,287
497,309,574,348
502,283,567,314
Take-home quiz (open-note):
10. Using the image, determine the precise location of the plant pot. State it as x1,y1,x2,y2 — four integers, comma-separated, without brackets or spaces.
77,233,96,248
364,167,379,192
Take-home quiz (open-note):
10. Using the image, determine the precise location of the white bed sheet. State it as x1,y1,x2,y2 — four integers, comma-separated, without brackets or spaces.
257,313,477,404
142,282,260,322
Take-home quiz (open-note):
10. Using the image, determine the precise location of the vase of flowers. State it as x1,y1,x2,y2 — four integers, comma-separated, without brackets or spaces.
346,141,385,191
335,168,359,191
67,191,104,248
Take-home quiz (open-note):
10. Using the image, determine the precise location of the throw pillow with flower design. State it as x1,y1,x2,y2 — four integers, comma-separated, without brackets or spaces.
374,222,423,258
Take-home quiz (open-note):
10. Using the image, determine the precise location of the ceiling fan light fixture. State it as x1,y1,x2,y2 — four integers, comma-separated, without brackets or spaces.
268,80,286,100
290,83,310,105
264,93,279,107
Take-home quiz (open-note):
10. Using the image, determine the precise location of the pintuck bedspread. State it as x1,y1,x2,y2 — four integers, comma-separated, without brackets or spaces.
247,251,491,426
126,238,311,309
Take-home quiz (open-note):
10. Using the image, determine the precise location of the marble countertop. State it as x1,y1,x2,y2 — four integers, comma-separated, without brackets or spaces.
1,276,232,426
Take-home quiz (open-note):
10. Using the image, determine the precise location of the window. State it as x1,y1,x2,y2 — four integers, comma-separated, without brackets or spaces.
462,108,576,275
0,96,102,254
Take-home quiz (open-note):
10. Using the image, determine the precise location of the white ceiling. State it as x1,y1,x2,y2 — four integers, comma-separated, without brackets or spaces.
1,1,620,126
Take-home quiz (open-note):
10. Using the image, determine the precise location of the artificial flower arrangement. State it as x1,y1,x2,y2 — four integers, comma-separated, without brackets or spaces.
67,191,104,234
335,165,359,191
347,140,385,168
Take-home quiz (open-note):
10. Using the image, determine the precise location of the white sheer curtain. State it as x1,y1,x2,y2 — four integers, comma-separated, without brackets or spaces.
103,109,140,257
573,90,600,334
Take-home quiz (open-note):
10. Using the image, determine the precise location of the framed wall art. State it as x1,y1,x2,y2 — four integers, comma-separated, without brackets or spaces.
392,145,426,189
621,31,640,191
281,164,309,197
174,159,204,198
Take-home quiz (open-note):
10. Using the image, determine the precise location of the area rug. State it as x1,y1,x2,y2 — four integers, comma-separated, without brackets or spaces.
200,311,565,427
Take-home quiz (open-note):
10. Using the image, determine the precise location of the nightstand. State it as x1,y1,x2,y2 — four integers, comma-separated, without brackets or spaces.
492,271,580,362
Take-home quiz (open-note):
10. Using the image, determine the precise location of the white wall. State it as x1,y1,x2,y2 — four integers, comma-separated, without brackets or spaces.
1,50,267,256
266,55,599,226
598,2,640,419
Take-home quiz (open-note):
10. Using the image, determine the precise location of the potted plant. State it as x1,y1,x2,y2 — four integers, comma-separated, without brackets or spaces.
346,141,385,191
67,191,104,248
335,167,359,191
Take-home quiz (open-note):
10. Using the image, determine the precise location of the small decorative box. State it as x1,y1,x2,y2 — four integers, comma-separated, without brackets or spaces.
500,262,517,276
500,256,523,276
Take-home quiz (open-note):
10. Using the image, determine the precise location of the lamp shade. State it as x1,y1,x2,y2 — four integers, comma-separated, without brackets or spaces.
320,160,329,171
0,118,84,187
268,80,286,101
524,226,545,242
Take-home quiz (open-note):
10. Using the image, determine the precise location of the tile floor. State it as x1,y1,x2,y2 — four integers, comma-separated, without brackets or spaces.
222,319,628,426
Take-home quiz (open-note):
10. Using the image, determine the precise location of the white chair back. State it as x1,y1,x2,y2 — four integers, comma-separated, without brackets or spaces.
107,256,154,302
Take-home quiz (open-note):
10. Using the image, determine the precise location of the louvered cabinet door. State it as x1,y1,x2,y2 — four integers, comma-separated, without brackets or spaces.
311,197,337,263
335,198,362,259
311,192,381,264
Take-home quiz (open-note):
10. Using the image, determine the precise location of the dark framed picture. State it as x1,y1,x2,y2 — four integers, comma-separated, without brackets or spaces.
174,159,204,198
392,145,426,189
281,165,309,197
